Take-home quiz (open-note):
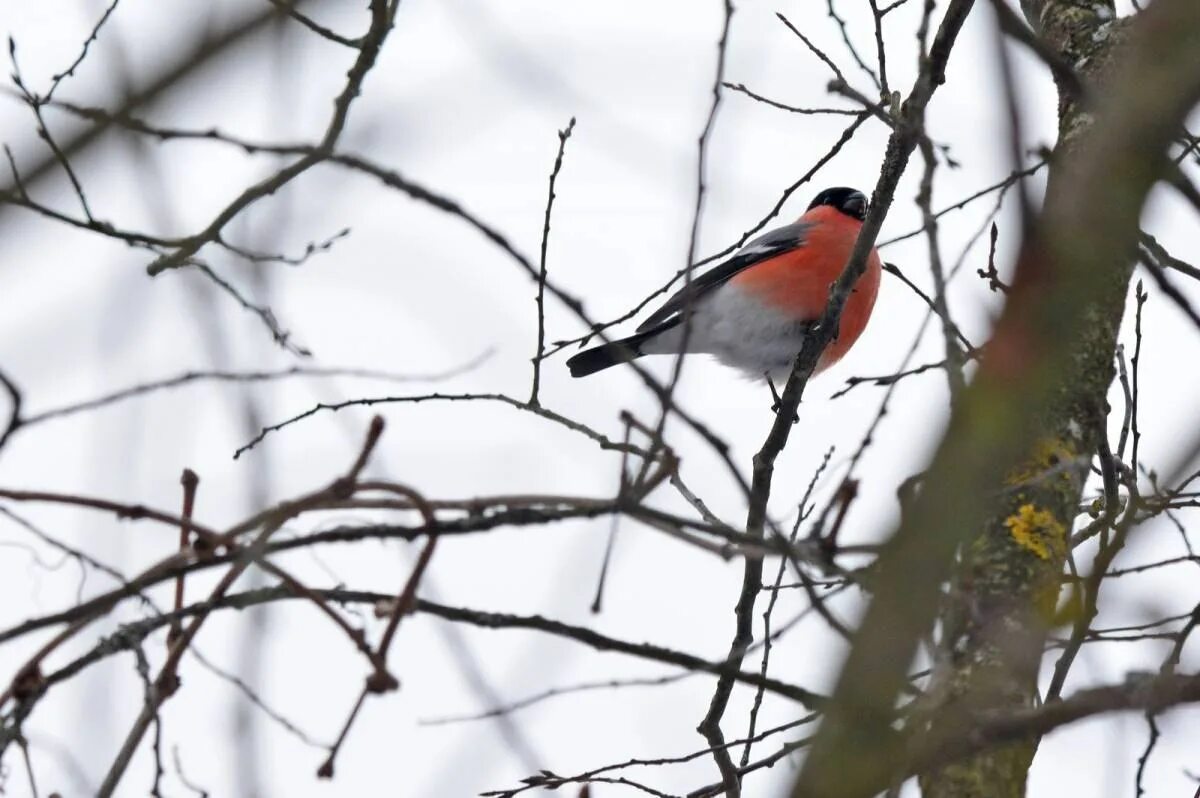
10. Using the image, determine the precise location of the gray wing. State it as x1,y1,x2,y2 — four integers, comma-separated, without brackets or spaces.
636,221,811,332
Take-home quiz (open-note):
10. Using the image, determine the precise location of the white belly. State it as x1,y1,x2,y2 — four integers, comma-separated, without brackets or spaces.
641,283,811,381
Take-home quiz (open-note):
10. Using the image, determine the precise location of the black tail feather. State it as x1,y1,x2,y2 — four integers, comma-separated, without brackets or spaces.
567,328,659,378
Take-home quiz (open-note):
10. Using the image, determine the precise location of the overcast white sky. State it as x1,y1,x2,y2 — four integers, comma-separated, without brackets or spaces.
1,1,1198,796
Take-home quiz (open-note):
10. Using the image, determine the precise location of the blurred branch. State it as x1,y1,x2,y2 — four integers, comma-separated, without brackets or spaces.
265,0,362,47
419,672,690,727
1139,246,1200,330
0,369,21,454
0,0,326,235
1141,231,1200,282
830,359,947,398
235,391,650,459
988,0,1089,102
879,159,1046,247
15,353,492,432
94,418,394,794
488,715,818,797
644,0,733,511
145,0,392,277
10,585,824,727
916,140,967,399
792,0,1200,794
907,670,1200,779
882,262,977,354
0,478,827,652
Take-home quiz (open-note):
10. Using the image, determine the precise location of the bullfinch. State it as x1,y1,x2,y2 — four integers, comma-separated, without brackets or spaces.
566,187,882,381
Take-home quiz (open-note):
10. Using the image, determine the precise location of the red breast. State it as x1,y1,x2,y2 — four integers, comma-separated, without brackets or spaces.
729,205,881,372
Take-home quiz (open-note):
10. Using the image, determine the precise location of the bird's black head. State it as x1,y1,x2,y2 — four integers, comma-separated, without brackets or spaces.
808,187,868,221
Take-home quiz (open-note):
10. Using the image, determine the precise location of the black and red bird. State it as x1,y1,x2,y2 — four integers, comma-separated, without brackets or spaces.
567,187,882,381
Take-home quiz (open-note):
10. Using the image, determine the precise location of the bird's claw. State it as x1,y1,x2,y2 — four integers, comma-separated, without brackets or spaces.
765,374,799,424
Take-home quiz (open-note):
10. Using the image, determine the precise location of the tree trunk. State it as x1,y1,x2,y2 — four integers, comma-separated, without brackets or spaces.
790,1,1200,795
920,1,1174,795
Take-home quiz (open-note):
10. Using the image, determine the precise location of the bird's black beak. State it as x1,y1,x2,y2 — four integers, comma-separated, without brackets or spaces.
843,193,868,220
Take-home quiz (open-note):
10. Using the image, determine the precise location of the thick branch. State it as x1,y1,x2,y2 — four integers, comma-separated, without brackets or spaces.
791,1,1200,795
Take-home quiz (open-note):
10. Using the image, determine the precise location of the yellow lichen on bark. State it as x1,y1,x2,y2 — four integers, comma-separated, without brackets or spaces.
1004,503,1066,561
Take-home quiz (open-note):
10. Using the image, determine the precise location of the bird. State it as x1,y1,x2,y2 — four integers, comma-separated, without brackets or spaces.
566,186,882,383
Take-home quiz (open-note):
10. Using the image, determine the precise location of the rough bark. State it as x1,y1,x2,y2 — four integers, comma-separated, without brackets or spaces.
918,3,1130,795
790,0,1200,795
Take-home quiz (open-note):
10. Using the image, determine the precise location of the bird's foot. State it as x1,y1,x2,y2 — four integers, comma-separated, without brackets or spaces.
765,374,799,424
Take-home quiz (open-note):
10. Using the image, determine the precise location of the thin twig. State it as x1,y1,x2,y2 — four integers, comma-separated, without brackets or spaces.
530,117,576,406
168,470,199,648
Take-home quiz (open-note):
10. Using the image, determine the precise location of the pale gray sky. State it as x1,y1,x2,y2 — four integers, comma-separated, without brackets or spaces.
1,1,1197,796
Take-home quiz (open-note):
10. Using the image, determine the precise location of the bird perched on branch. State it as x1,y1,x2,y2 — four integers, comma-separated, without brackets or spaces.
566,187,881,383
